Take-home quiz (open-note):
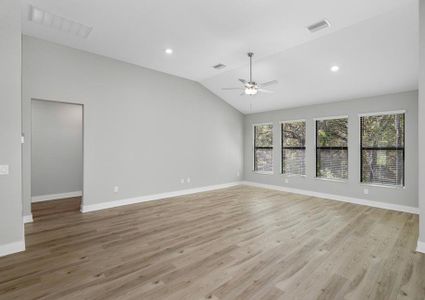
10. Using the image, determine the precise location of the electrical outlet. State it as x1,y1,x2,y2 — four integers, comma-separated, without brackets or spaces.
284,178,289,184
0,165,9,175
363,188,369,195
236,171,240,177
180,178,185,184
114,186,119,193
187,177,191,183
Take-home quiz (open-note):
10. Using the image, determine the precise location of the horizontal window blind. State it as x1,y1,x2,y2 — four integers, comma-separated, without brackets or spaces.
360,113,405,186
316,118,348,180
281,121,306,175
254,124,273,172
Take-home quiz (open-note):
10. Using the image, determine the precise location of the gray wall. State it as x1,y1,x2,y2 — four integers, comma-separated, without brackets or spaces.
31,100,83,198
0,1,24,247
244,91,418,208
22,36,244,215
419,0,425,242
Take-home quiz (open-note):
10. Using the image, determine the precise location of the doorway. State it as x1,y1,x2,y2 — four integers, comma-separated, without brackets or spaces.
31,99,83,219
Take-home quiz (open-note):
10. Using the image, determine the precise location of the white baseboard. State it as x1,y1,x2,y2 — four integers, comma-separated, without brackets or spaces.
81,182,242,213
32,191,83,203
241,181,419,214
416,241,425,253
23,214,33,224
0,240,25,258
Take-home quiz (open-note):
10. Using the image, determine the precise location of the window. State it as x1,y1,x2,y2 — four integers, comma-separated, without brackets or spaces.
360,112,405,186
254,124,273,172
316,117,348,180
281,121,306,175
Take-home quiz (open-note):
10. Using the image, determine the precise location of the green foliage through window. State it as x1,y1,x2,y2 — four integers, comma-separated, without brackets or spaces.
361,113,405,186
254,124,273,172
316,118,348,180
282,121,306,175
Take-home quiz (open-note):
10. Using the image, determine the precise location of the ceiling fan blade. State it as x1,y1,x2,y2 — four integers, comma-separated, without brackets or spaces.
239,79,248,85
240,91,246,96
222,87,244,90
258,89,274,94
259,80,278,87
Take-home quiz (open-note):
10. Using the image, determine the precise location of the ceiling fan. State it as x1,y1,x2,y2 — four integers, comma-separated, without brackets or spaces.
222,52,278,96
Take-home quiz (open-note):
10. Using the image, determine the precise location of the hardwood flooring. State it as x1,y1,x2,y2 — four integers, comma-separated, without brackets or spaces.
32,197,82,219
0,185,424,299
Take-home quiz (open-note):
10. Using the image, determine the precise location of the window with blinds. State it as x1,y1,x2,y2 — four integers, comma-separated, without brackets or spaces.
360,113,405,186
254,124,273,172
316,117,348,180
281,121,306,175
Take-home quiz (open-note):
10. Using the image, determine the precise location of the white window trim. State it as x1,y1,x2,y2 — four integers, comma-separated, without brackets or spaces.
358,110,406,117
254,171,274,175
358,111,406,187
252,122,274,173
314,177,348,183
360,182,405,190
280,119,307,176
314,116,349,181
280,119,306,124
314,115,349,121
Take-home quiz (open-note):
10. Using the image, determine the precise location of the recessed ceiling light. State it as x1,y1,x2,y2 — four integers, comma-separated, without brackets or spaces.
165,48,173,54
331,65,340,72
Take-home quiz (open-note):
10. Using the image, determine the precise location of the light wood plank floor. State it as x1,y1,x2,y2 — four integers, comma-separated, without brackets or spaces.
32,197,82,219
0,186,424,299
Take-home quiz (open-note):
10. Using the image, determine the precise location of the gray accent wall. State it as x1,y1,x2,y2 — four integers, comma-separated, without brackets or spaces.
244,91,418,209
31,100,83,198
419,0,425,243
0,1,24,247
22,36,244,215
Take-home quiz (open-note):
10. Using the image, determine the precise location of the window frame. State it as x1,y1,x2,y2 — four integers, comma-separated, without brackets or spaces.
253,123,274,174
280,119,306,176
359,110,406,188
314,116,349,181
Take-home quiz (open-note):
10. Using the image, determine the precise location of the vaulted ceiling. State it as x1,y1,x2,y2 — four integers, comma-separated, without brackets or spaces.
22,0,418,113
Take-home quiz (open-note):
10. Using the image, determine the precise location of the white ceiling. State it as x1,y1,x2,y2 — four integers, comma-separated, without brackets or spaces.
22,0,418,114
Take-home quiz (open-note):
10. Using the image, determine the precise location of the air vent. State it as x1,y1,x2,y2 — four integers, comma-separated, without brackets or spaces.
29,5,93,39
213,64,226,70
307,19,331,33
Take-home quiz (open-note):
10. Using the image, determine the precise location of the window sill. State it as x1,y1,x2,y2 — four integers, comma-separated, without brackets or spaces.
253,171,274,175
281,174,307,178
314,177,348,183
360,183,405,190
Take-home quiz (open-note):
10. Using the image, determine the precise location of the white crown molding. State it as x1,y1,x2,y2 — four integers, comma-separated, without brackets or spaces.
81,182,242,213
32,191,82,203
417,241,425,254
240,181,419,214
23,214,33,224
0,240,25,258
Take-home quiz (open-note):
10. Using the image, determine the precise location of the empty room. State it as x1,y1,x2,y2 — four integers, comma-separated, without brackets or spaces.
1,0,425,299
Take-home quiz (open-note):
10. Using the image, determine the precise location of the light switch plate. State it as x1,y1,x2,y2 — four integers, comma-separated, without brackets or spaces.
284,178,289,184
0,165,9,175
363,188,369,195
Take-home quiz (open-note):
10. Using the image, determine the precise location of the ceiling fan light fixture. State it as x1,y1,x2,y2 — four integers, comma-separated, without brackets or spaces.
245,87,258,95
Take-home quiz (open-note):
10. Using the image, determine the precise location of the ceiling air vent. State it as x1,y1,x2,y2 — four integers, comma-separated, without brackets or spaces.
213,64,226,70
29,5,93,39
307,19,331,33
